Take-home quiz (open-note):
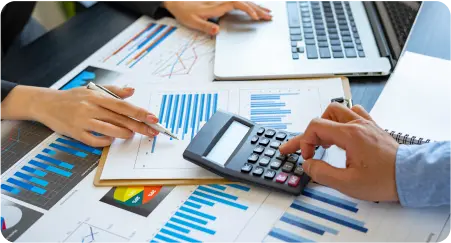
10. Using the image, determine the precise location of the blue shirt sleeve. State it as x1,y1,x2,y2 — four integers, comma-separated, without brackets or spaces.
395,141,450,207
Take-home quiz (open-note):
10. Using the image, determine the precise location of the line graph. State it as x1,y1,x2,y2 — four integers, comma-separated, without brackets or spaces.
151,33,214,79
63,221,129,243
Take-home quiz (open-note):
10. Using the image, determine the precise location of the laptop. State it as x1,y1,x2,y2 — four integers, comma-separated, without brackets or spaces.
214,1,421,80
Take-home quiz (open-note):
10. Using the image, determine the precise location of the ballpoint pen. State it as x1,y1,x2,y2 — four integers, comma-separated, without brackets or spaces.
86,82,179,140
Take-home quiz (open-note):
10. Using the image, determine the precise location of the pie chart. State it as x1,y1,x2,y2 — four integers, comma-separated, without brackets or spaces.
113,186,162,206
1,206,23,230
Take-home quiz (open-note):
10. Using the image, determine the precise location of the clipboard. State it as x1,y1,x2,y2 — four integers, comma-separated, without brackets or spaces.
93,77,352,187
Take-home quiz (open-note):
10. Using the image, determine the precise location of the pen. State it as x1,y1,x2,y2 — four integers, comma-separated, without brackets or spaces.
86,82,179,140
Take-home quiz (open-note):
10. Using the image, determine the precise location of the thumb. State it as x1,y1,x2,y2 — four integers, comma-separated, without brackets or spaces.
103,85,135,99
303,159,351,191
188,16,220,35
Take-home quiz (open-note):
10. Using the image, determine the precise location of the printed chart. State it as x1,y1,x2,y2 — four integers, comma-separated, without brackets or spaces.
1,135,101,210
149,184,268,242
239,88,322,132
135,90,228,169
1,199,43,242
62,222,129,243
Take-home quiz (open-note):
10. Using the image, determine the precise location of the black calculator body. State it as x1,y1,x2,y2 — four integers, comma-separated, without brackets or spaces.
183,110,326,195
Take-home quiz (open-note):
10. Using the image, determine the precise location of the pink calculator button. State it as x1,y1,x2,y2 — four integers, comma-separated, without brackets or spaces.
288,175,300,187
275,172,288,183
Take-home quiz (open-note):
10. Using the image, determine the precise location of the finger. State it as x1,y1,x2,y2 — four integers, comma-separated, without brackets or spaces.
303,159,353,191
247,2,272,20
286,118,351,159
88,119,134,139
232,2,259,20
187,16,220,35
103,85,135,99
322,102,363,123
258,4,271,13
94,107,159,137
78,131,114,147
351,105,373,121
93,95,159,124
279,133,332,155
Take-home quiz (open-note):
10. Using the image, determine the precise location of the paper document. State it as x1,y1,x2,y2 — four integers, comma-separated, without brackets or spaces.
370,51,451,141
101,78,346,180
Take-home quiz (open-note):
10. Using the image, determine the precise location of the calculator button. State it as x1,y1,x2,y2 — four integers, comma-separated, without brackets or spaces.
264,148,276,158
259,138,270,146
275,132,287,141
241,163,253,173
257,127,265,136
253,146,265,154
295,150,302,155
282,162,295,172
253,166,265,176
275,172,288,183
251,135,259,144
276,153,287,161
264,129,276,138
288,175,301,187
248,154,259,163
258,156,271,166
264,169,276,179
270,159,282,169
294,166,304,176
287,154,299,163
269,141,281,149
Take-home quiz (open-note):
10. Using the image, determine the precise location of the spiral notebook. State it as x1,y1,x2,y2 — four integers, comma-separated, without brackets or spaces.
370,51,451,144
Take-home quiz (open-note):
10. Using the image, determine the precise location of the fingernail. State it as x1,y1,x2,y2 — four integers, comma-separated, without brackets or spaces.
146,115,158,123
210,26,219,35
123,87,135,92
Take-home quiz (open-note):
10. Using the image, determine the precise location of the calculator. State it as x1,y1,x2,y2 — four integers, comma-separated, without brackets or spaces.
183,110,326,195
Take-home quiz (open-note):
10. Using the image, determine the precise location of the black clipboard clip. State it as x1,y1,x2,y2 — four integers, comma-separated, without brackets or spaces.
331,97,353,109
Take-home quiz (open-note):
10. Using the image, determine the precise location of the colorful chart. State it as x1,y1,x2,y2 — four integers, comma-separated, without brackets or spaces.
113,186,162,207
100,186,174,217
1,206,23,231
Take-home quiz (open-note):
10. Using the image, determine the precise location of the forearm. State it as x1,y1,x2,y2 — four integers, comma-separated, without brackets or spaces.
395,141,450,207
1,85,54,121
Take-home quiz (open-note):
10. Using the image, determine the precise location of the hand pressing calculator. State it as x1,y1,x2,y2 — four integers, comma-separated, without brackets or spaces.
183,110,326,195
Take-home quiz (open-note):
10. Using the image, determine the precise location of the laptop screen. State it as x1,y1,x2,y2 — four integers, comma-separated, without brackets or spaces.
374,1,422,59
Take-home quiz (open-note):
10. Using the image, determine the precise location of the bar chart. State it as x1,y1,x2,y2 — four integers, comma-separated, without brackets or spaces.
150,184,268,242
1,135,102,210
239,89,322,132
264,186,367,242
101,23,177,69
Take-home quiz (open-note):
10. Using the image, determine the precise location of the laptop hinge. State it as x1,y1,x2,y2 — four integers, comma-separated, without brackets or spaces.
363,2,396,68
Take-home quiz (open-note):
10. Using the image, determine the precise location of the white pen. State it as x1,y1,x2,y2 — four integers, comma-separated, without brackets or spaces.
86,82,179,140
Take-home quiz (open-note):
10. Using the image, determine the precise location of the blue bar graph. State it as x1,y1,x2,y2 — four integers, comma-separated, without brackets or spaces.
42,148,56,155
226,184,250,192
207,184,226,191
56,137,102,155
35,154,74,170
49,143,87,158
6,178,46,195
281,213,339,235
154,234,178,242
165,222,190,234
192,191,248,210
152,92,219,152
249,93,298,131
188,196,214,206
268,227,314,242
291,200,368,233
169,217,215,235
22,166,47,177
160,228,199,242
29,160,72,177
174,212,208,225
14,172,48,187
197,186,238,200
179,206,216,220
302,188,358,213
1,184,20,194
184,201,202,209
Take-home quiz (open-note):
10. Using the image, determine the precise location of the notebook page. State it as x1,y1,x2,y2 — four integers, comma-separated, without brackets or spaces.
370,51,451,141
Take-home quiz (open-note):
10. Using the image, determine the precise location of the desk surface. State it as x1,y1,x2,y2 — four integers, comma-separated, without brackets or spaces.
1,2,449,112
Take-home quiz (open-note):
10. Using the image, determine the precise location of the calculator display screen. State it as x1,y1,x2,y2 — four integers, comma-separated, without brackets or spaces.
206,121,250,166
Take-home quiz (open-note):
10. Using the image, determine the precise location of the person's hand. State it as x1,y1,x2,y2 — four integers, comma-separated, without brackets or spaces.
29,86,159,147
279,103,400,202
163,1,272,35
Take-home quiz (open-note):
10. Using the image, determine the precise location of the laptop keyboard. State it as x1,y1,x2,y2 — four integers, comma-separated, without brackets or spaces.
383,1,419,48
287,1,365,60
